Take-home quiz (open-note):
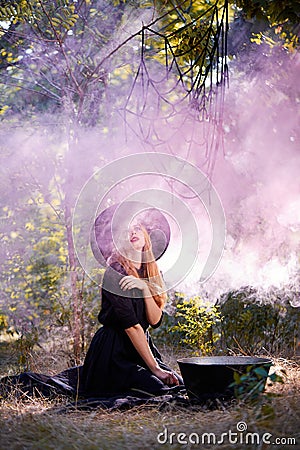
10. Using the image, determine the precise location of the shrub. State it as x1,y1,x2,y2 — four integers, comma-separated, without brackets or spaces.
169,295,222,355
218,286,300,356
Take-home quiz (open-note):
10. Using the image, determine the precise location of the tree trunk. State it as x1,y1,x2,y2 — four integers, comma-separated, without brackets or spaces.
64,197,84,363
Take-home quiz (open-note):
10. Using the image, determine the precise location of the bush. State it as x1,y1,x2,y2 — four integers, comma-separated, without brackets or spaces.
168,294,222,355
218,286,300,356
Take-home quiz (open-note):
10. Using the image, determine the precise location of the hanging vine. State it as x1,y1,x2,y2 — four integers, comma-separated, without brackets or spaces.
121,0,229,175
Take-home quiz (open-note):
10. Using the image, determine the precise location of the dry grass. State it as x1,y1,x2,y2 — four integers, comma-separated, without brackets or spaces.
0,337,299,450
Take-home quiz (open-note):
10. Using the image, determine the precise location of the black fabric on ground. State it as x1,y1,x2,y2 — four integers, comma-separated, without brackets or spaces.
0,366,189,411
0,366,82,398
59,390,190,412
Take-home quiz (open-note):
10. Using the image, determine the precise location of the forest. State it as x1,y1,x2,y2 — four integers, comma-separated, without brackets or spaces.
0,0,299,449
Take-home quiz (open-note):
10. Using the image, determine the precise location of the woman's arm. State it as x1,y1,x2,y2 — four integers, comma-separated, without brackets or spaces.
125,323,178,386
119,276,162,326
142,284,163,326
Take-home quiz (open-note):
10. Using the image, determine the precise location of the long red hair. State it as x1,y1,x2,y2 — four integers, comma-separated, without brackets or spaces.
109,225,167,308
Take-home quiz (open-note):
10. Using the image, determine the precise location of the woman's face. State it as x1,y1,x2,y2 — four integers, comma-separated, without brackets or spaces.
114,221,146,259
127,223,145,252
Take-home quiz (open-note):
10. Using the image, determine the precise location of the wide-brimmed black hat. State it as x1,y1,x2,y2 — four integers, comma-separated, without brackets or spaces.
90,201,170,265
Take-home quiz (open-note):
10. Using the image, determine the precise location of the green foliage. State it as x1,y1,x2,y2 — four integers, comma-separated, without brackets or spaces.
0,313,8,333
0,0,298,124
233,0,299,49
138,0,233,97
219,286,300,356
170,295,222,355
0,0,79,37
0,0,128,124
149,309,178,345
146,1,219,65
235,0,300,27
229,363,285,402
154,286,299,358
15,326,40,369
1,194,66,329
0,187,101,364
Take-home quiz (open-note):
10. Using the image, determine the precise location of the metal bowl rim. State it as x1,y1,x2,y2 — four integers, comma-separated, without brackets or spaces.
177,356,273,366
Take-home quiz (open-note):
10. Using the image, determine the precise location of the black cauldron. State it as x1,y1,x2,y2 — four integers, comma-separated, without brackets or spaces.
177,356,272,401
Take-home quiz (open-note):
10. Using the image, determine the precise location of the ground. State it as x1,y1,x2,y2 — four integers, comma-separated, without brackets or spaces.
0,335,299,450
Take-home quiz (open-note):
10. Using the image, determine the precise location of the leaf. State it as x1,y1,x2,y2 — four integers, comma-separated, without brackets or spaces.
253,367,269,379
51,17,62,26
269,373,284,383
233,371,241,383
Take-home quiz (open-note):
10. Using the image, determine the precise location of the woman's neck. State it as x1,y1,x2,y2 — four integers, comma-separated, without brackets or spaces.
126,249,142,270
132,257,142,270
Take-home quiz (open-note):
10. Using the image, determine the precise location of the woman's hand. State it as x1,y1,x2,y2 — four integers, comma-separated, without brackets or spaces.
152,366,179,386
119,275,148,292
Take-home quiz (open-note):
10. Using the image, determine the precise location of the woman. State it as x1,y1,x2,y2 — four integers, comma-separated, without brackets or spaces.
80,220,183,397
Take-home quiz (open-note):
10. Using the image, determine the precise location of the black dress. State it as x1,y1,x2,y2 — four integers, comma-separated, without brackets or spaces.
80,262,183,397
